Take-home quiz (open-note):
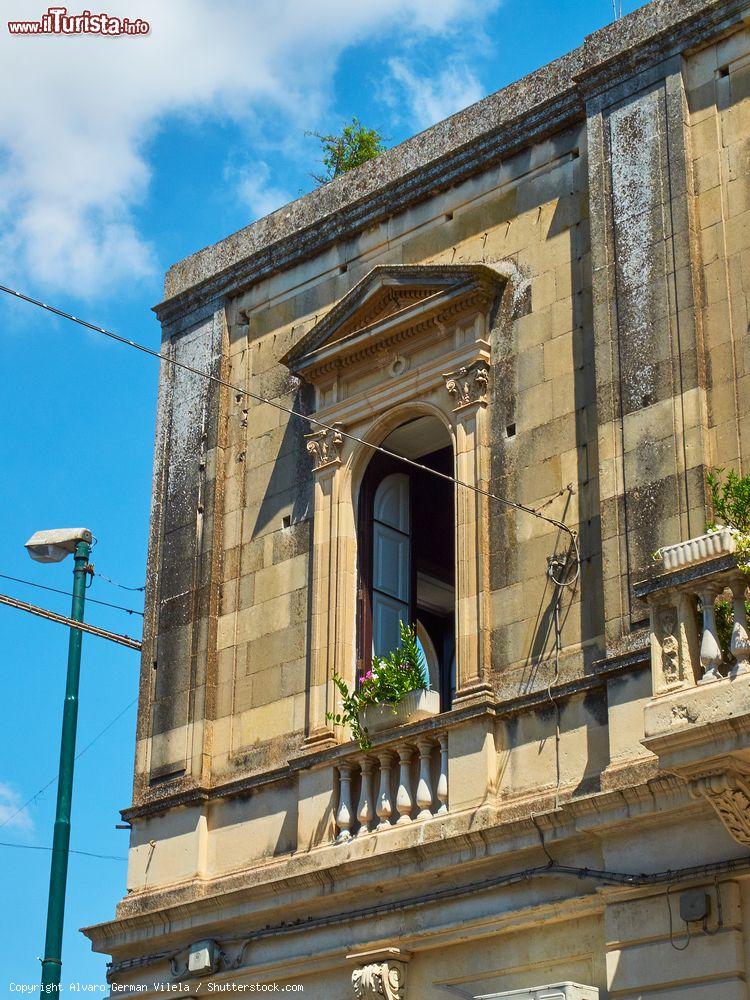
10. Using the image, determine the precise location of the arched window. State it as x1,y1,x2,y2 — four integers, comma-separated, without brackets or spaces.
358,417,456,709
372,473,411,658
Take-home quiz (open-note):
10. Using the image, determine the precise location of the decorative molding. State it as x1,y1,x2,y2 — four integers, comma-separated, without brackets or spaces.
443,362,489,411
335,286,436,342
305,423,345,471
352,962,407,1000
689,768,750,846
349,949,411,1000
313,339,491,432
282,265,504,382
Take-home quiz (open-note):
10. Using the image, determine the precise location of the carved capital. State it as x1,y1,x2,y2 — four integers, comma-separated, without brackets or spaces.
689,768,750,846
348,948,411,1000
442,362,489,411
352,961,407,1000
305,422,344,471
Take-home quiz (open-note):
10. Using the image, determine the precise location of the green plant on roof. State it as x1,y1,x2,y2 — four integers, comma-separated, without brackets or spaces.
309,117,386,185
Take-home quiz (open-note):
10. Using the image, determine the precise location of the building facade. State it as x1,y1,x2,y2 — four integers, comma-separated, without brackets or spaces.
86,1,750,995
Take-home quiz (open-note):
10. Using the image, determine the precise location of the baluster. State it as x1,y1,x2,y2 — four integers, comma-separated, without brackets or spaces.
336,763,354,842
415,738,435,820
699,587,723,684
356,756,375,835
395,746,414,825
376,751,394,831
436,734,448,814
730,577,750,678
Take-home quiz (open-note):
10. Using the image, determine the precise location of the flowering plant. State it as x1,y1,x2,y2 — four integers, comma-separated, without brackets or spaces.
326,621,429,750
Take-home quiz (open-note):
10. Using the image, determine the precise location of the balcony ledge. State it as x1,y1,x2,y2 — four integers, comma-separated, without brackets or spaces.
643,675,750,847
643,674,750,765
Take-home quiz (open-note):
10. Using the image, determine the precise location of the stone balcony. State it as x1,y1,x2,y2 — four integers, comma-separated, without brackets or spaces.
290,705,497,853
333,729,449,841
635,529,750,847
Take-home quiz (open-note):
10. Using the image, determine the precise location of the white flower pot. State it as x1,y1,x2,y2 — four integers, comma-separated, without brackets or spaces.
659,527,737,570
359,688,440,736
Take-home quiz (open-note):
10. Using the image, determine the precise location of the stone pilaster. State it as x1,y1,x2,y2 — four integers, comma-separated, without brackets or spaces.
443,361,493,704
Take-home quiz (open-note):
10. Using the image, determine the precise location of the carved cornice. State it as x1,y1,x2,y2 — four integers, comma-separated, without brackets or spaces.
305,423,345,471
689,767,750,847
443,361,490,411
282,265,504,385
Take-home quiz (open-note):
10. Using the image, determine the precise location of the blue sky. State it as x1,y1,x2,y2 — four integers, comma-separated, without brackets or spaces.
0,0,641,989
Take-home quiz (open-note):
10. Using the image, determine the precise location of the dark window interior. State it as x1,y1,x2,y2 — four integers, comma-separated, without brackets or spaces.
357,432,455,711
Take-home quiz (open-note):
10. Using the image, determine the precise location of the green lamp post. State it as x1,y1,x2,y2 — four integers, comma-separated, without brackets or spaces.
25,527,93,992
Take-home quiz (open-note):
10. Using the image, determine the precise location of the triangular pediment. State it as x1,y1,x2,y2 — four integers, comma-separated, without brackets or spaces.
282,264,505,378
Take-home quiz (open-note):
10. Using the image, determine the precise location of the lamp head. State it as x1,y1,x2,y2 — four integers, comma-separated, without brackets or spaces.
24,528,93,564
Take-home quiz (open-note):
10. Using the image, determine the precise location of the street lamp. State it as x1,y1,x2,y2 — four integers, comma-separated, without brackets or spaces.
25,527,93,992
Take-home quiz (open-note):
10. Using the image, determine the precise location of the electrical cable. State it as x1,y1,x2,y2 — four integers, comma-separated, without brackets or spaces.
666,882,692,951
0,697,138,831
0,283,581,572
0,841,126,862
0,572,144,616
137,854,750,981
94,571,145,593
549,591,563,809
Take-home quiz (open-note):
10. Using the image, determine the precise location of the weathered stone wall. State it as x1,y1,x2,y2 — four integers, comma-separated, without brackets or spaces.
134,304,227,792
132,1,750,822
686,24,750,475
90,5,750,1000
207,125,593,786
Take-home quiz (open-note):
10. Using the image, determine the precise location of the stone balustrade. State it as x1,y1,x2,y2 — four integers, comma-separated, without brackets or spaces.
637,535,750,851
634,535,750,694
333,732,448,841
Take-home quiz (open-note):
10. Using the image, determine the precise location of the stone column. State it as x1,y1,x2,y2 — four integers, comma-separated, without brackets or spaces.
415,738,435,820
436,733,449,814
699,585,723,684
356,756,375,835
336,763,354,842
395,746,414,825
376,751,395,831
443,360,493,705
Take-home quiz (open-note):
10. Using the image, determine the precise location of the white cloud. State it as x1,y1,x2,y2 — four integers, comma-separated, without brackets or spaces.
229,161,295,222
387,57,486,131
0,781,34,833
0,0,495,299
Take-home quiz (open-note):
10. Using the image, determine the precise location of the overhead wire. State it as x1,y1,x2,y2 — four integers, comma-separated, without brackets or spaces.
93,571,145,593
0,572,144,616
0,283,580,570
0,697,138,831
0,841,126,862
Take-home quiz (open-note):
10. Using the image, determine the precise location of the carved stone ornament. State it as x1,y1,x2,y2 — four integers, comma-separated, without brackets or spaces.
443,362,489,410
656,604,680,688
689,769,750,846
305,422,345,470
352,960,407,1000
